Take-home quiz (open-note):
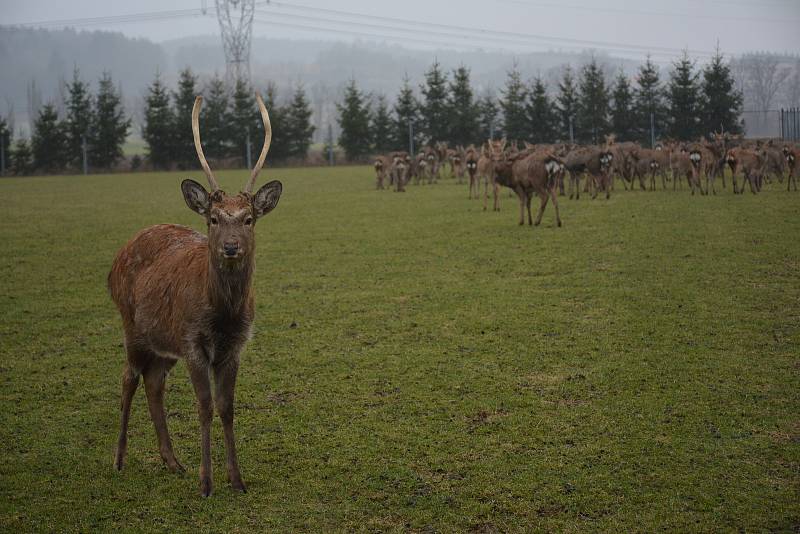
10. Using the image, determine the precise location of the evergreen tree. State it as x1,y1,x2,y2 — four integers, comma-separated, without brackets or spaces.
230,78,260,166
172,68,199,169
200,74,231,160
392,76,421,152
142,72,174,170
336,79,372,161
371,94,393,152
64,67,94,169
556,66,579,142
448,65,479,147
285,85,315,160
667,51,702,140
32,103,68,172
610,71,636,142
700,47,743,135
634,56,667,145
420,61,450,144
0,117,10,173
577,58,610,144
526,77,557,144
501,65,529,142
89,72,130,169
264,83,290,161
477,94,500,142
11,137,33,176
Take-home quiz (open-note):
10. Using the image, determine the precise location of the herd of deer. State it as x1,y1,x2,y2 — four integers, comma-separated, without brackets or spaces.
107,91,797,497
374,134,799,227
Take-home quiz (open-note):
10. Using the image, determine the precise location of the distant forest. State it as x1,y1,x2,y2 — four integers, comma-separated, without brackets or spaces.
1,27,799,143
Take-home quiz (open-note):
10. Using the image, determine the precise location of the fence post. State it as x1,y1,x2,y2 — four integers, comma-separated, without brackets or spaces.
568,116,574,144
650,112,655,148
0,132,5,177
82,134,88,175
327,123,334,166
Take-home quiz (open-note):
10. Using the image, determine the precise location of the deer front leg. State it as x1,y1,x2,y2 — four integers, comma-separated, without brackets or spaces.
187,359,214,497
214,357,245,493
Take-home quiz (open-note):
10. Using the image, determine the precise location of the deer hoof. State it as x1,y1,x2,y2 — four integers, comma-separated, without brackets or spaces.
200,477,213,498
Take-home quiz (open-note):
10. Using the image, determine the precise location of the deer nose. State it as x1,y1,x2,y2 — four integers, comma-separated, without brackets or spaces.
223,241,239,257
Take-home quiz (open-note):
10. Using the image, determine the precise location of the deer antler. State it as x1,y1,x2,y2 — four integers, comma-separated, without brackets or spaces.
191,96,220,192
244,92,272,194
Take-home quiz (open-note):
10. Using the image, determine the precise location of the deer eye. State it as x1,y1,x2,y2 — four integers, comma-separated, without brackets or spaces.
210,216,218,226
244,217,253,226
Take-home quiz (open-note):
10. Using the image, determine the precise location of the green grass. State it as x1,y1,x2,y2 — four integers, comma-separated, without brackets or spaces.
1,167,798,532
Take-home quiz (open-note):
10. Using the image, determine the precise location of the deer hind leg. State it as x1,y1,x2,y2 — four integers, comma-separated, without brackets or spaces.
534,191,550,226
550,188,562,227
114,362,141,471
213,357,245,493
525,191,533,225
187,358,214,497
143,357,183,473
517,190,526,225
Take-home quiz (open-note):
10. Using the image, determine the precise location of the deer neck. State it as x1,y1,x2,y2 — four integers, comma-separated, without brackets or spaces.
207,254,254,317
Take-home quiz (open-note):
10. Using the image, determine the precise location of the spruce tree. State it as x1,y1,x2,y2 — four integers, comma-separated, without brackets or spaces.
264,83,290,161
32,103,68,173
64,67,94,169
371,94,393,152
577,58,610,144
230,78,259,166
526,77,557,144
336,79,372,161
477,94,500,142
172,68,199,169
0,117,10,174
142,72,174,170
11,137,33,176
501,65,529,142
556,66,579,142
200,74,231,160
667,51,702,140
285,85,315,160
700,47,743,135
448,65,479,147
420,60,450,144
634,56,667,144
392,76,421,152
90,72,130,169
610,71,636,142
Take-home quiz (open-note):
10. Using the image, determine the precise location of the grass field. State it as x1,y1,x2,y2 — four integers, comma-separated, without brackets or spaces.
1,166,798,532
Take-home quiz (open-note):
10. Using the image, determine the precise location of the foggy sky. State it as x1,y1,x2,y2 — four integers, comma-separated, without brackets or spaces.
4,0,799,61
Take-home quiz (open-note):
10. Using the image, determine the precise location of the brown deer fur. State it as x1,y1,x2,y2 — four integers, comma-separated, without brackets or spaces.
108,94,282,497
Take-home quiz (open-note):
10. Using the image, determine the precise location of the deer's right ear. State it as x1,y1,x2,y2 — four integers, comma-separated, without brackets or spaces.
181,179,210,215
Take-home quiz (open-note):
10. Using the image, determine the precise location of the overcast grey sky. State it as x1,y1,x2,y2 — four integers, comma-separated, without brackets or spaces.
4,0,799,60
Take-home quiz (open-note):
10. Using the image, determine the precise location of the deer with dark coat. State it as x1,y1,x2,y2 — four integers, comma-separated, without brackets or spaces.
108,94,282,497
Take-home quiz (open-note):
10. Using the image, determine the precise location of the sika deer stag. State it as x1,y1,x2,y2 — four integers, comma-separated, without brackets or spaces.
108,94,282,497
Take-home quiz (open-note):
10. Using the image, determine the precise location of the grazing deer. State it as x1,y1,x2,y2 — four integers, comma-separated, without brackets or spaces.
108,94,282,497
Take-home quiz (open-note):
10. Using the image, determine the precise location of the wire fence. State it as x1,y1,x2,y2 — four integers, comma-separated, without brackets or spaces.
779,108,800,142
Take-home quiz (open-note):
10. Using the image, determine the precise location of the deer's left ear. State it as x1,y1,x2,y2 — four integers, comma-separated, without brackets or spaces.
253,180,282,219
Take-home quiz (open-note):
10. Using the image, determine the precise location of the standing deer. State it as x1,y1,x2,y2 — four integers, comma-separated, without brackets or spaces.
108,94,282,497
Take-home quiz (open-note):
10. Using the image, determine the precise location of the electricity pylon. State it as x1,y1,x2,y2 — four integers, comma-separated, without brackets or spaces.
215,0,255,85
